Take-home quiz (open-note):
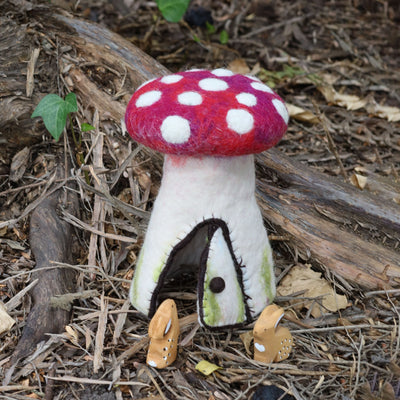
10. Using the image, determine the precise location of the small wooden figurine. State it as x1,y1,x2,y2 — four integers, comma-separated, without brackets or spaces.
146,299,179,368
253,304,293,363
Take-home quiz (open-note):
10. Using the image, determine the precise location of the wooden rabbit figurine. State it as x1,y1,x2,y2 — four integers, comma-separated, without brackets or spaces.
253,304,293,363
146,299,179,369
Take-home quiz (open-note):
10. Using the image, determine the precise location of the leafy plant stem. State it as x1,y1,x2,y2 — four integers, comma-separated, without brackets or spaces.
69,113,81,148
68,111,90,184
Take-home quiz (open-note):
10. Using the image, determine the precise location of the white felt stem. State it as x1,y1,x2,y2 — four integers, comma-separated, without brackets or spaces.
130,154,275,327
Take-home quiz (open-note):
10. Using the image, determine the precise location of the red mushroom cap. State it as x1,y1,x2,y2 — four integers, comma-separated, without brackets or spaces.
125,69,288,156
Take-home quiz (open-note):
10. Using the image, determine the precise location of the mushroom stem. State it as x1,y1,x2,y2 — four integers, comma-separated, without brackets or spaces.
130,154,275,328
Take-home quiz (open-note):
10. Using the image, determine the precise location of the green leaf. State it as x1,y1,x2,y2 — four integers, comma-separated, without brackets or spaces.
31,93,77,141
65,92,78,113
81,123,95,132
257,64,312,87
205,21,215,34
156,0,190,23
219,29,229,45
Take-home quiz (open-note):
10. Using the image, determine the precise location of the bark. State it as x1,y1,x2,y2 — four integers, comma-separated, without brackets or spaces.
256,150,400,290
12,166,79,361
0,13,43,171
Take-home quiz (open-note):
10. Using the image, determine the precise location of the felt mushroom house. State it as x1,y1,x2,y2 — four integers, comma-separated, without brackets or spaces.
125,69,289,329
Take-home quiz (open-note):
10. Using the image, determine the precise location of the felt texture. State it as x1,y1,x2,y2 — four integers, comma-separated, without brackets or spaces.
200,227,246,327
129,154,275,329
125,69,288,156
126,69,289,329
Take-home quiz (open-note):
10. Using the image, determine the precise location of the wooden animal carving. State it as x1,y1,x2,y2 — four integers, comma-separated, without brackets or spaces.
146,299,179,368
253,304,293,363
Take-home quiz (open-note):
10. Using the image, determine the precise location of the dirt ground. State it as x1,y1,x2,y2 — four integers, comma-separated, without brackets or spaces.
1,0,400,399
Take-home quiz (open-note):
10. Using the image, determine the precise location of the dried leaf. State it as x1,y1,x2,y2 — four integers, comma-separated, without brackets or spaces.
227,58,250,75
366,101,400,122
318,72,340,85
0,302,16,334
388,361,400,378
277,265,349,318
318,84,400,121
21,378,30,386
351,167,400,204
0,239,26,251
337,318,353,326
350,173,368,190
10,146,30,182
26,393,41,399
357,382,376,400
65,325,79,345
239,330,253,355
318,85,367,110
195,360,222,376
380,381,396,400
286,103,319,124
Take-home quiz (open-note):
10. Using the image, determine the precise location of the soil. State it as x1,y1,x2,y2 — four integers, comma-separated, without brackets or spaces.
1,0,400,399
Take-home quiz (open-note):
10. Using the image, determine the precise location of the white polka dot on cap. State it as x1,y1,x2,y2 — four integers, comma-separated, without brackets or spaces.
199,78,229,91
161,75,183,84
226,109,254,135
272,99,289,124
212,68,234,77
236,93,257,107
161,115,191,144
251,81,274,93
178,91,203,106
136,90,162,107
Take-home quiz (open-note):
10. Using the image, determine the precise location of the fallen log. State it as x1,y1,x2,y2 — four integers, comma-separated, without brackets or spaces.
257,150,400,290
